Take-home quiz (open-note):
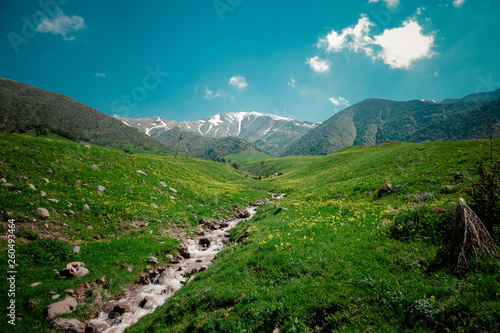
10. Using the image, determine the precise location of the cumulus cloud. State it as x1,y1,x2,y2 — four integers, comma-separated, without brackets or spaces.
374,20,435,69
306,56,331,73
452,0,465,8
228,75,248,90
36,10,85,40
94,73,106,78
329,97,350,106
316,16,435,69
288,77,296,87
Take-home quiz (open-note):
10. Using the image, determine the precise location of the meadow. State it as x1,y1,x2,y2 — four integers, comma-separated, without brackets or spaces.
0,133,499,332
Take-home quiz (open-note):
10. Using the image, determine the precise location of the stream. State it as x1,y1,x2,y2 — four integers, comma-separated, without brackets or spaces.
86,206,259,333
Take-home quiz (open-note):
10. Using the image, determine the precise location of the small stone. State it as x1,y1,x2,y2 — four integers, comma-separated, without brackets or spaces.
137,170,147,176
84,145,91,148
45,223,49,229
48,198,59,203
71,246,81,253
3,183,14,188
83,204,90,210
43,178,50,183
67,202,72,207
40,191,47,197
141,179,146,185
87,225,93,230
91,164,99,170
291,203,299,206
169,187,178,193
69,210,75,215
148,257,159,265
36,208,50,218
196,228,205,236
44,168,53,174
151,203,159,208
151,196,157,200
453,172,463,181
127,267,133,272
159,181,167,188
97,185,105,194
442,185,456,193
170,196,176,200
52,294,60,300
30,282,42,287
28,184,37,190
0,178,6,183
377,183,392,197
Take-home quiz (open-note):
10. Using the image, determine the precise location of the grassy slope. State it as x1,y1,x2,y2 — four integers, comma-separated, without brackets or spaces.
129,140,500,333
0,132,268,332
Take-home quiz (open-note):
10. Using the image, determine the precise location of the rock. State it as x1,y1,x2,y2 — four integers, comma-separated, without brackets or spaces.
127,267,133,272
28,184,37,190
90,164,99,170
44,168,53,174
148,257,159,265
30,282,42,287
97,185,105,194
169,187,178,193
416,191,435,203
87,225,93,230
394,185,404,189
159,181,167,188
377,183,392,197
43,178,50,183
51,318,85,333
108,301,131,317
151,203,159,208
45,223,49,229
3,183,14,188
291,203,299,206
96,276,106,285
433,207,448,214
52,294,60,300
238,210,250,218
178,244,190,259
0,178,6,183
60,262,88,278
71,246,81,253
69,210,75,215
199,238,211,247
196,228,205,236
170,196,176,200
203,221,216,230
83,204,90,210
219,222,229,228
84,145,91,149
137,170,147,176
36,207,50,218
67,202,73,207
151,196,157,200
453,172,463,181
166,254,174,260
48,198,59,203
44,296,77,319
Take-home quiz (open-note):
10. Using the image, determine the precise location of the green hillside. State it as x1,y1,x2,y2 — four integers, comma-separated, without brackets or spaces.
129,139,499,332
156,127,265,161
0,133,498,332
279,96,500,156
0,79,171,153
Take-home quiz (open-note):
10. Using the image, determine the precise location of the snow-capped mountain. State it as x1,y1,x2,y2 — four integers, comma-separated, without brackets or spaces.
116,112,320,155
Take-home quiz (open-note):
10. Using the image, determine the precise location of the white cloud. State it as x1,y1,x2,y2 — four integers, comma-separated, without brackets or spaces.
374,20,435,69
316,16,435,69
288,77,296,87
204,87,226,99
228,75,248,90
318,15,374,56
453,0,465,8
368,0,400,8
36,10,85,41
305,56,331,73
329,97,350,106
94,73,106,78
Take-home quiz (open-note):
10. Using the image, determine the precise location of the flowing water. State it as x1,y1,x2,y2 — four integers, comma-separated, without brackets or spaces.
87,206,259,333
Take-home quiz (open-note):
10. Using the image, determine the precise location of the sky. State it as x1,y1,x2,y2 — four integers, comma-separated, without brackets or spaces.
1,0,499,123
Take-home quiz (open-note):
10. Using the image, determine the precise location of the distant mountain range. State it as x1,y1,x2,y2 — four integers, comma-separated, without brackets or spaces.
0,79,171,153
279,90,500,156
117,112,319,155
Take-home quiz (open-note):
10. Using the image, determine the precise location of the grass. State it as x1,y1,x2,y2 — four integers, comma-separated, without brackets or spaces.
1,134,499,332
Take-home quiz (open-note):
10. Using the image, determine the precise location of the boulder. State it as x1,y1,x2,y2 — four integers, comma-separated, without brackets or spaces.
196,228,205,236
51,318,84,333
36,207,50,218
199,238,211,247
178,244,190,259
44,296,77,320
377,183,392,197
238,210,251,218
60,262,89,278
136,170,147,176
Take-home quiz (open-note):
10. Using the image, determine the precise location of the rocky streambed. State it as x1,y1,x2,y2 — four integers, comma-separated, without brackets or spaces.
85,206,259,333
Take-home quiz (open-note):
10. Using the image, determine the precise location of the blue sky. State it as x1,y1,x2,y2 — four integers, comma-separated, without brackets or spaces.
1,0,499,123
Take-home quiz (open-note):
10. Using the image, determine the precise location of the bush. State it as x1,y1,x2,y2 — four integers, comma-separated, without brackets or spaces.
465,158,500,235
